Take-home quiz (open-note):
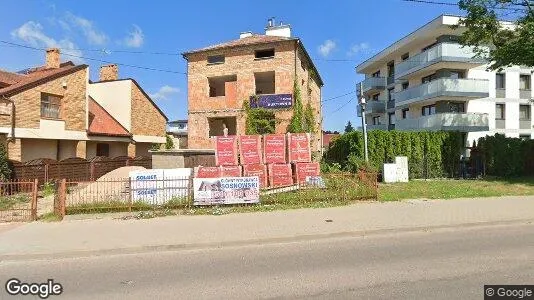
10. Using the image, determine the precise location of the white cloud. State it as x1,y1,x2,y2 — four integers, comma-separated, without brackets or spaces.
149,85,180,100
318,39,336,57
347,42,370,57
11,21,84,64
121,25,144,48
65,12,107,45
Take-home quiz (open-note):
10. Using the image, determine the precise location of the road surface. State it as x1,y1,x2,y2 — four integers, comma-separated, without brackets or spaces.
1,222,533,299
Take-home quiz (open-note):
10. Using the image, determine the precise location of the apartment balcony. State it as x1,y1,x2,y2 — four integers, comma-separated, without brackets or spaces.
359,76,387,94
387,100,395,110
395,113,489,132
395,43,487,80
357,100,386,117
395,78,489,105
367,124,388,131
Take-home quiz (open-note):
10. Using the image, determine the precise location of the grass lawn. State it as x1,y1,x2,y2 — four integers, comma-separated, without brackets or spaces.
378,177,534,201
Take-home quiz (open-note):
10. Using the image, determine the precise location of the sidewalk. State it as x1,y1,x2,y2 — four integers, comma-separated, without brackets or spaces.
0,195,533,260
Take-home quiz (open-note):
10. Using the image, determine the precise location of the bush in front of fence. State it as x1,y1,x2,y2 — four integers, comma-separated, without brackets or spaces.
475,134,534,177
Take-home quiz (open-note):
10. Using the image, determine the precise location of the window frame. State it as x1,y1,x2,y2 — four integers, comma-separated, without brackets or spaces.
402,108,409,119
495,103,505,120
519,74,531,90
402,82,409,90
96,143,110,157
496,73,506,89
519,104,531,121
40,92,62,120
207,55,225,65
401,53,409,61
388,112,396,125
254,48,275,60
421,104,436,116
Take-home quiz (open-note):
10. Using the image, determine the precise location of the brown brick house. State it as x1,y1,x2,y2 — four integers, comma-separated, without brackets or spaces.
182,19,324,153
0,48,167,162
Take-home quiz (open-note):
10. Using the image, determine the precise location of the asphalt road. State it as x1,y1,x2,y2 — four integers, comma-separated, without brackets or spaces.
1,223,533,299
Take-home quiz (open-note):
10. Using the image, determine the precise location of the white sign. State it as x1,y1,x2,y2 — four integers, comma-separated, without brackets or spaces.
395,156,409,182
129,168,192,205
193,176,260,206
382,164,398,183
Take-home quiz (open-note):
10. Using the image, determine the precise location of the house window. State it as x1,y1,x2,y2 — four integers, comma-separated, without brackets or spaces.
449,102,465,113
387,61,395,77
422,104,436,116
401,53,409,61
372,116,381,125
372,93,380,101
495,103,505,120
388,112,396,125
421,73,436,84
449,71,465,79
496,73,506,89
207,55,225,64
96,143,110,157
387,88,394,101
40,93,61,119
372,70,381,78
255,49,275,59
421,42,437,52
519,104,531,120
208,117,237,137
254,71,275,94
208,75,237,97
402,108,409,119
402,82,409,90
520,74,531,90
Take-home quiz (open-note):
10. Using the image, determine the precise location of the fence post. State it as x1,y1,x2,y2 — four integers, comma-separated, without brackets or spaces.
59,179,66,218
128,177,133,212
44,164,49,184
90,161,95,181
31,179,38,221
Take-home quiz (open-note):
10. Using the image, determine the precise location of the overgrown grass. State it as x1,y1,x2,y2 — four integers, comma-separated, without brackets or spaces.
0,194,30,210
379,177,534,201
42,182,55,197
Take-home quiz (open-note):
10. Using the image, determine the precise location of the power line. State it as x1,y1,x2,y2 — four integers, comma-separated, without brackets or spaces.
322,91,355,102
0,40,187,75
326,97,355,116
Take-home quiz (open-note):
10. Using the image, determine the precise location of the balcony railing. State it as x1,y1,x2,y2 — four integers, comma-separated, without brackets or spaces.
395,78,489,105
395,113,489,132
367,124,387,131
357,100,386,117
395,43,487,79
360,76,387,94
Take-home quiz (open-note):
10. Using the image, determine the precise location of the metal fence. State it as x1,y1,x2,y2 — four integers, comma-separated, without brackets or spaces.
0,180,38,222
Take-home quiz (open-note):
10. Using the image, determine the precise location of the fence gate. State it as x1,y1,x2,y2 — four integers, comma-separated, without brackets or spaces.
0,180,38,222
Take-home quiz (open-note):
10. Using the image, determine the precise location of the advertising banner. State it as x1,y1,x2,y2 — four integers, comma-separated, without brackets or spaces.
295,162,320,184
249,94,292,109
129,168,192,204
215,136,238,166
263,134,287,164
197,166,221,178
239,135,263,165
193,176,260,205
268,164,294,187
288,133,311,163
243,164,268,188
220,165,242,177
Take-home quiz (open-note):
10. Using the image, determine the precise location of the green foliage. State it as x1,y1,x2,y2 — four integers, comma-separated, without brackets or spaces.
288,81,304,133
0,143,11,181
455,0,534,70
150,144,161,151
42,182,55,197
165,135,174,150
476,134,534,177
323,130,464,178
303,102,316,133
344,121,354,133
243,98,276,135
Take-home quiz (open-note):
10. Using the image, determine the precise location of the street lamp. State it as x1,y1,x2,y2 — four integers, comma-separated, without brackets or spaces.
358,82,369,163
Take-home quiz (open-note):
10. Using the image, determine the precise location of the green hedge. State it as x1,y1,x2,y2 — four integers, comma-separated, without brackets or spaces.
476,134,534,177
324,130,464,179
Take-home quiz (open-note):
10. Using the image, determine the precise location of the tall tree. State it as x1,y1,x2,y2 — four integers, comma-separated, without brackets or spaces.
344,121,354,133
455,0,534,70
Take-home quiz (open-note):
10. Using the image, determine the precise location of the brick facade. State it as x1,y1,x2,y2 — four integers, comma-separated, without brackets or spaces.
7,138,21,161
186,40,322,151
130,83,166,137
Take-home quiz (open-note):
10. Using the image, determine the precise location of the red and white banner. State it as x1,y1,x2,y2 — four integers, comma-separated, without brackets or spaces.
295,162,320,184
239,135,263,165
243,164,268,188
220,165,242,177
268,164,294,187
288,133,311,163
215,136,238,166
263,134,287,164
196,166,221,178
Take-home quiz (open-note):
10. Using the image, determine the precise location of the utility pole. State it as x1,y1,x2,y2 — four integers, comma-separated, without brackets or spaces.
358,82,369,163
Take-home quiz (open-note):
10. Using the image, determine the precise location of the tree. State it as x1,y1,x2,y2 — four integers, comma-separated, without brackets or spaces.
0,143,12,181
455,0,534,70
344,121,354,133
165,135,174,150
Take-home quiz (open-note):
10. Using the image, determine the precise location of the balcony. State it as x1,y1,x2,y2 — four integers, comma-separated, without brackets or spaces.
395,78,489,105
387,100,395,110
357,100,386,117
395,113,489,132
360,76,387,94
395,43,486,80
367,124,387,131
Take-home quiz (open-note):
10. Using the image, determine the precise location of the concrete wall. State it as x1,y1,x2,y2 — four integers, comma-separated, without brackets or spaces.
21,139,58,162
86,141,129,159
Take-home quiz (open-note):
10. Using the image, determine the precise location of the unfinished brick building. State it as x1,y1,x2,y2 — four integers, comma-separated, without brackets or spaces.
182,19,324,153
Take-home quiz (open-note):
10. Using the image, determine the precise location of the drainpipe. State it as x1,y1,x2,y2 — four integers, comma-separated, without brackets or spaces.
1,95,15,142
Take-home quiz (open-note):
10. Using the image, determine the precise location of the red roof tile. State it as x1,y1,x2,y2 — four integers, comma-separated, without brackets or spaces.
0,69,24,86
88,97,131,137
183,34,296,55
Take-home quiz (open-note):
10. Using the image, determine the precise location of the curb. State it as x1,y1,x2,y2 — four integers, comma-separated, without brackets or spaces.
1,218,532,262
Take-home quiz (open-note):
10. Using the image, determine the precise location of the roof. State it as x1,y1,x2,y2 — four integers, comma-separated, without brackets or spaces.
90,78,169,121
0,62,88,97
182,34,324,86
88,96,132,137
322,133,340,148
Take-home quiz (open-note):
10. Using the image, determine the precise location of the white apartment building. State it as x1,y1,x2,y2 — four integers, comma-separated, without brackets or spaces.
356,15,534,148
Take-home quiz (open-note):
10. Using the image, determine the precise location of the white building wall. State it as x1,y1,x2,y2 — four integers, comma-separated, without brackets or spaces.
88,80,133,131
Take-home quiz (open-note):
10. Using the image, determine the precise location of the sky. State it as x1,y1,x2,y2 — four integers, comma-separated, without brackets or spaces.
0,0,464,132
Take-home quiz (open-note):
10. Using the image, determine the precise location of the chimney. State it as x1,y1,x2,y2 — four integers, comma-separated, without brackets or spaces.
240,31,253,39
46,48,60,69
100,64,118,81
265,19,291,38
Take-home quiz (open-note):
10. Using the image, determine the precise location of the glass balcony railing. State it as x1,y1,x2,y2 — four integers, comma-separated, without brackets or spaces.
360,76,387,93
395,78,489,104
395,113,489,132
395,43,487,79
357,100,386,117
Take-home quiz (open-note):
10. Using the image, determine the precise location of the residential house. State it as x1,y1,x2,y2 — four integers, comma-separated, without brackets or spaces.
356,15,533,147
182,18,324,153
167,119,188,149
